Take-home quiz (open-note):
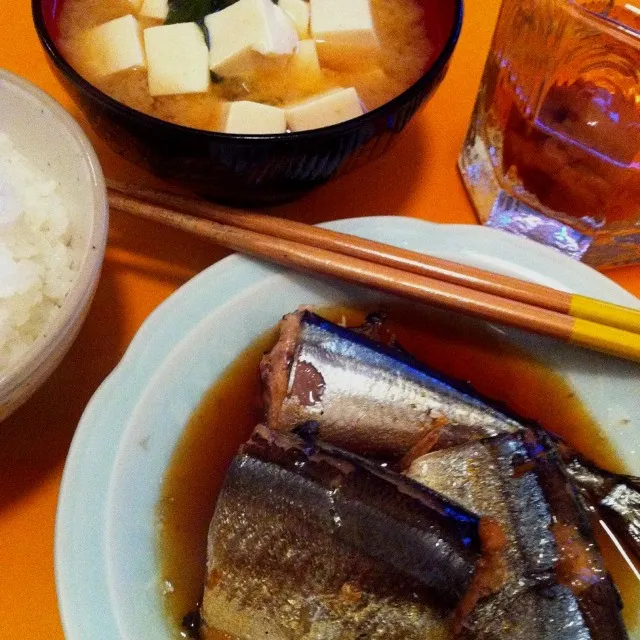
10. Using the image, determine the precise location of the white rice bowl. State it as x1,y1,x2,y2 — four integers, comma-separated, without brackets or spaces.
0,132,78,370
0,69,107,421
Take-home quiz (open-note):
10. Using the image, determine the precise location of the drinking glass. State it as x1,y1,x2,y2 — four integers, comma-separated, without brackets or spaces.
459,0,640,268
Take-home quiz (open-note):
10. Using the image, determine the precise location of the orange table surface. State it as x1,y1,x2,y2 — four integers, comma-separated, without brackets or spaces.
1,0,640,637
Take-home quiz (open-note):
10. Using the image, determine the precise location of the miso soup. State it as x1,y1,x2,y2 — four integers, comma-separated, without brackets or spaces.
56,0,433,133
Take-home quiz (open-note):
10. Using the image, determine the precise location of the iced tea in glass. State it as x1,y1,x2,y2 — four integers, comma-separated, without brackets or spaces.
459,0,640,268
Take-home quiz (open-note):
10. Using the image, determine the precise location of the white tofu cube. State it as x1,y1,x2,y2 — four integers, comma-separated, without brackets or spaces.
272,2,300,49
204,0,298,77
285,87,364,131
310,0,379,68
280,0,310,38
144,23,210,96
291,39,321,76
78,15,146,79
139,0,169,20
224,101,287,134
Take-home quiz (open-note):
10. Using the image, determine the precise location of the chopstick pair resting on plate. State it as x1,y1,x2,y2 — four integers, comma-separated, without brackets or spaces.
107,181,640,364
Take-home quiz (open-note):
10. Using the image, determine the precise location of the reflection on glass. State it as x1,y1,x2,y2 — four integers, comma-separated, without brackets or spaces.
459,0,640,268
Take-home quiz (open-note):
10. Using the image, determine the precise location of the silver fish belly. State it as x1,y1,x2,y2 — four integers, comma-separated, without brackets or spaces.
201,426,485,640
406,430,629,640
261,311,521,456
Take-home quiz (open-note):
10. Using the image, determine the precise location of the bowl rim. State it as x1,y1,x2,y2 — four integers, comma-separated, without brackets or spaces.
32,0,464,141
0,69,109,405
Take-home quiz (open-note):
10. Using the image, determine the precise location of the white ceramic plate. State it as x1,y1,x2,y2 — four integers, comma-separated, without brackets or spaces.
55,218,640,640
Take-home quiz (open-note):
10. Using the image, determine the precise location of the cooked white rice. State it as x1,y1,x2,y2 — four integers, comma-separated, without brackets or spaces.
0,131,77,371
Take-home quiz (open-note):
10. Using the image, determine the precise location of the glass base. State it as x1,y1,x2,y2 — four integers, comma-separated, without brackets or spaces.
458,130,640,270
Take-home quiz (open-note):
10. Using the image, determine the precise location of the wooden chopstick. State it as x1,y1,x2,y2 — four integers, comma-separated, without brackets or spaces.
107,181,640,335
106,182,640,364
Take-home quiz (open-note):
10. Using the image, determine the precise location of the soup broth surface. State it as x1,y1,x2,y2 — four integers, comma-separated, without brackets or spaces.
57,0,432,131
158,304,640,639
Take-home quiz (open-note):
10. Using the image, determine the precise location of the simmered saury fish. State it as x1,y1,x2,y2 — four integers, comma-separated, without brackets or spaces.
261,310,522,457
201,426,629,639
201,425,490,640
261,310,640,567
405,428,629,640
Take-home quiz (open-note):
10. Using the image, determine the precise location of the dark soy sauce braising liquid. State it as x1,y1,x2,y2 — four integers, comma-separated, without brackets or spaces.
157,305,640,638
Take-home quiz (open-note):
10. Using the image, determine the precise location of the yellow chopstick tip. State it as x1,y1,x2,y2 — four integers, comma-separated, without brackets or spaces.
571,317,640,363
570,295,640,333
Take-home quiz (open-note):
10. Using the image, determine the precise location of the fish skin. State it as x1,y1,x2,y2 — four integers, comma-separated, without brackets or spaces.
262,311,640,567
245,426,482,602
201,426,485,640
563,455,640,566
460,585,593,640
255,310,632,637
405,429,629,640
261,311,521,457
405,435,558,586
200,426,629,640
